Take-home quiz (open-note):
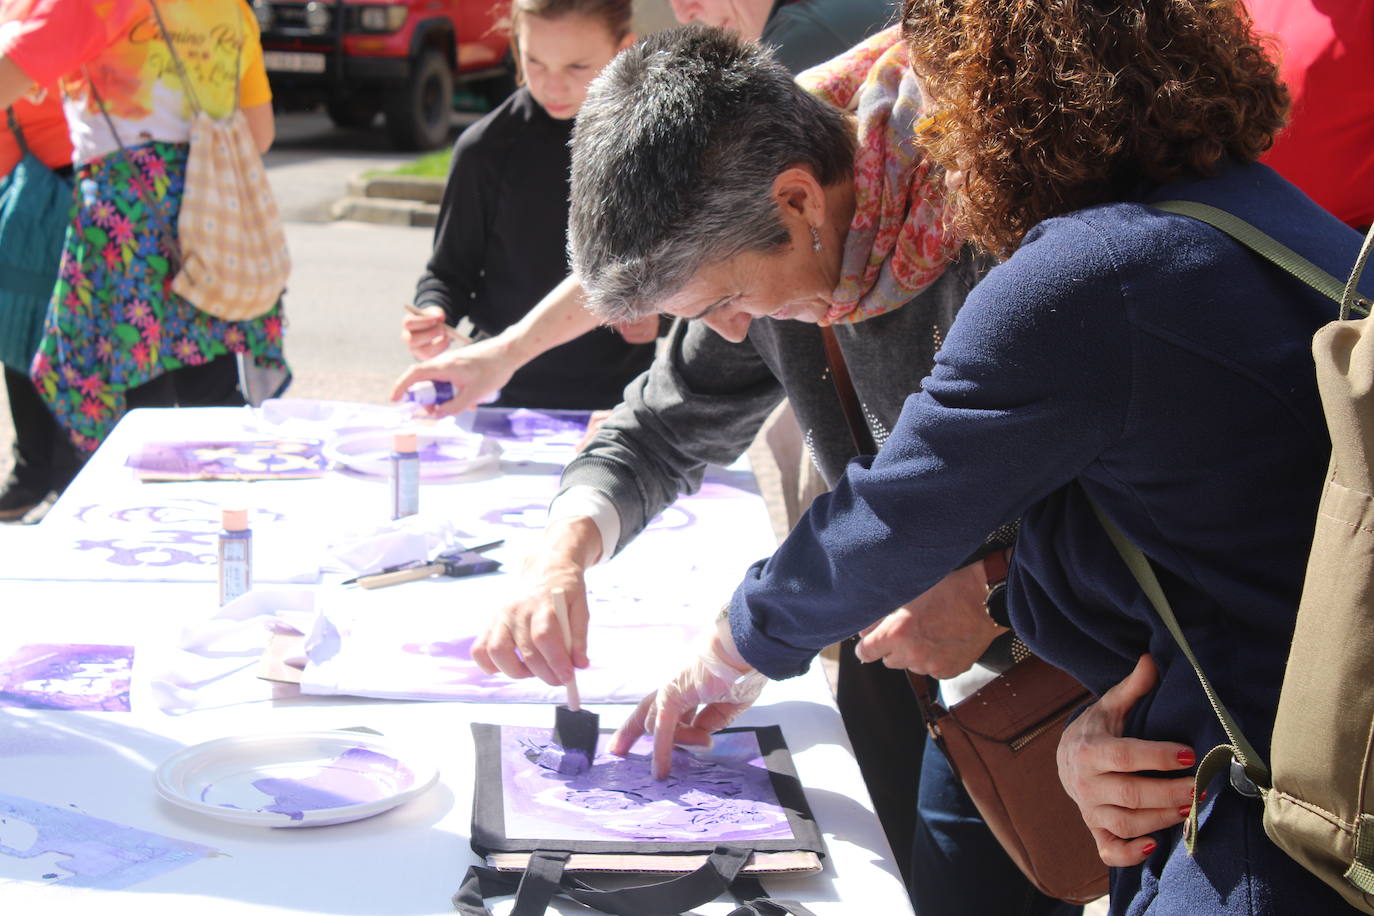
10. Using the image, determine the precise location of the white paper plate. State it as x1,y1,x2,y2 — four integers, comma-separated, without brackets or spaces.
324,428,499,481
154,730,439,827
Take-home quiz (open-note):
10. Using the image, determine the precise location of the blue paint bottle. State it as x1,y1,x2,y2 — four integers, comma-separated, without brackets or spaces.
218,508,252,605
391,432,420,519
403,380,455,407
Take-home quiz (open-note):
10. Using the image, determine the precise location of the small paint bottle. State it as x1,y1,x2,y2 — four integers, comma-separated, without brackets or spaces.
217,508,253,606
390,431,420,519
403,380,455,407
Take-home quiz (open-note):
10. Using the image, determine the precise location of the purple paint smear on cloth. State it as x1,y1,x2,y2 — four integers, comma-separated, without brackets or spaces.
204,747,415,821
0,793,215,889
0,645,134,712
501,726,794,844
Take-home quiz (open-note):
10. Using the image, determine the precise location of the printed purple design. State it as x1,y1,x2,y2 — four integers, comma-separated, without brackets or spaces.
125,440,326,480
0,645,134,712
500,726,794,843
203,747,415,821
0,793,216,889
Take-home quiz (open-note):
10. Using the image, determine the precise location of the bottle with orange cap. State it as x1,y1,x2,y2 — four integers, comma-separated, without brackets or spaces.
218,508,253,605
391,431,420,520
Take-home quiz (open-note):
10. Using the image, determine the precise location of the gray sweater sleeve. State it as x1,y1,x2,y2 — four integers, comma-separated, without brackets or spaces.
558,318,786,555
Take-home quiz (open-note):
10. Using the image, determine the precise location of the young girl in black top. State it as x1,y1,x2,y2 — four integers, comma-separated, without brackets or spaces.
401,0,655,410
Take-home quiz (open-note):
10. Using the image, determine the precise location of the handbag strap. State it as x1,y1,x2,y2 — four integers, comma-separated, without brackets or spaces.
451,845,817,916
83,70,182,272
1152,200,1374,320
145,0,204,115
6,107,28,157
818,324,877,457
145,0,244,114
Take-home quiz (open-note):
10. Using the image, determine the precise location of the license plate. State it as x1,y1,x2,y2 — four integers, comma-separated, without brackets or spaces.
264,51,327,74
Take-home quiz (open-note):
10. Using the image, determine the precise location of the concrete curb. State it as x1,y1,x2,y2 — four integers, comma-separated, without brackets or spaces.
331,196,439,228
333,171,445,227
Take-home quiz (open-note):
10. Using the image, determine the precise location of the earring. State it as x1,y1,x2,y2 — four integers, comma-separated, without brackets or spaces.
810,226,822,252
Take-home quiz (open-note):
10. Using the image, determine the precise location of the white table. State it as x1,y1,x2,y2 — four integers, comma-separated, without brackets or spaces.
0,406,913,915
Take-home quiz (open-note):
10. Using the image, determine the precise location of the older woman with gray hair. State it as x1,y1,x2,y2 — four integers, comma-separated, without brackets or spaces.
462,25,1080,916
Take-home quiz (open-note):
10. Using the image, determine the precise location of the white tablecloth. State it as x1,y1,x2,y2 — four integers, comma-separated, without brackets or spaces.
0,407,913,915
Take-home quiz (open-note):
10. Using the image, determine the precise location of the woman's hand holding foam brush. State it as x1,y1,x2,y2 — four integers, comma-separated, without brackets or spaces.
548,587,599,775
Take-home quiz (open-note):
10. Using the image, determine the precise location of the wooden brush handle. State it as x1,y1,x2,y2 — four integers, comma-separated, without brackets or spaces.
551,588,581,710
357,563,442,589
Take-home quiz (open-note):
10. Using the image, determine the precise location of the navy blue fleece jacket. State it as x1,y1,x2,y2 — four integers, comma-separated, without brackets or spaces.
729,161,1370,914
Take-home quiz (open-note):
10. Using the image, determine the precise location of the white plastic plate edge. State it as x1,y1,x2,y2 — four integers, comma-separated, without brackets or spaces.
153,730,440,828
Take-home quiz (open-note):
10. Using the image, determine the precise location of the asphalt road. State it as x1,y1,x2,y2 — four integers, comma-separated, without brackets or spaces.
0,108,473,488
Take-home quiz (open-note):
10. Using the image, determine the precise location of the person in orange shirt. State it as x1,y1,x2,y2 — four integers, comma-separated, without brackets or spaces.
0,0,287,454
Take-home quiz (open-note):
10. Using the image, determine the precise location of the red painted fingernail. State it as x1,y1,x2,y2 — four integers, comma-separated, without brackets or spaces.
1199,790,1208,802
1177,749,1196,767
1178,804,1191,818
1141,842,1157,857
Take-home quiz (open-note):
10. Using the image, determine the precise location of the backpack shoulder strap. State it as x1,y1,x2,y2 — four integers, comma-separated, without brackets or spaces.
1153,199,1373,319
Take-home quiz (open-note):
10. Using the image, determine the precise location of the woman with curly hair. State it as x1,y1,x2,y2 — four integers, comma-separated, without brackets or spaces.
617,1,1370,912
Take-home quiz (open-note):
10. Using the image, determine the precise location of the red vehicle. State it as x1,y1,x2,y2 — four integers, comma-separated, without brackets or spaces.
251,0,514,150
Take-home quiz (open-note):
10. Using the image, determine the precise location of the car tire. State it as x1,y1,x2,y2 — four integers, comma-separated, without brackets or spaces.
384,49,453,151
326,97,380,130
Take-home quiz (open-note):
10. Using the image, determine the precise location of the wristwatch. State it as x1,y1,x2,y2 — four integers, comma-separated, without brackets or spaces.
982,548,1013,629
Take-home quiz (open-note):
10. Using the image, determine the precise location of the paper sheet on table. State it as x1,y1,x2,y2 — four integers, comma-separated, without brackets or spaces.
298,561,734,703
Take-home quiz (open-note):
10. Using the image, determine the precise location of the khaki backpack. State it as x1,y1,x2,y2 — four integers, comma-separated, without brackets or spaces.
1094,200,1374,911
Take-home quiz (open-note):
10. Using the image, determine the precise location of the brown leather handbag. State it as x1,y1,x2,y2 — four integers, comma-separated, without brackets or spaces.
818,324,1109,904
909,650,1109,904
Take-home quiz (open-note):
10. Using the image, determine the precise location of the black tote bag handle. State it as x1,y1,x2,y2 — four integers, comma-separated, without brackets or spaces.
452,845,818,916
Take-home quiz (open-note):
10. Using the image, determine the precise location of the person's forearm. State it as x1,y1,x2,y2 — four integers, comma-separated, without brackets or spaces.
493,275,599,364
0,56,34,110
414,270,460,324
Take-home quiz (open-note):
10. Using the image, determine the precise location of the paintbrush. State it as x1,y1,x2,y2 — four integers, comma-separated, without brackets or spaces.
550,587,599,775
404,303,472,346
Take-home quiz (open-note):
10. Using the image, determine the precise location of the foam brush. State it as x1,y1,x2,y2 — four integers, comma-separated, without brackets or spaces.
550,587,599,775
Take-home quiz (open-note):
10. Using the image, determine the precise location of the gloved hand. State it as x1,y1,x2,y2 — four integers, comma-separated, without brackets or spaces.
610,610,768,779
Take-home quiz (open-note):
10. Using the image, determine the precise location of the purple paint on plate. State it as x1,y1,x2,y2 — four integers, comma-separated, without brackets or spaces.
401,638,476,660
206,747,415,821
0,645,134,712
0,793,215,889
501,726,794,844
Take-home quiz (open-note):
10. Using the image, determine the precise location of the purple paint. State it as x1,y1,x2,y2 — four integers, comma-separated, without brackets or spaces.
500,726,793,843
205,747,415,821
125,440,326,481
401,638,476,660
472,409,591,441
0,644,134,712
0,793,215,889
535,745,591,777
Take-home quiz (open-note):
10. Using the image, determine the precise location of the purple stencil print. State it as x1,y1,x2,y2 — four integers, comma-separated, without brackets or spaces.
0,793,215,889
202,747,415,821
500,726,794,843
471,409,591,441
125,440,326,481
0,645,134,712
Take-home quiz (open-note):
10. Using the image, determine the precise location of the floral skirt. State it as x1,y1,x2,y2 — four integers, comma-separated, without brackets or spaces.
30,141,287,452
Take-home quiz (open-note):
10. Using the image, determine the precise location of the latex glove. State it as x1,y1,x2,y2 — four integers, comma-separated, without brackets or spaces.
611,613,768,779
1057,654,1198,866
614,313,661,344
854,562,1005,678
389,335,518,417
471,517,601,686
401,304,453,361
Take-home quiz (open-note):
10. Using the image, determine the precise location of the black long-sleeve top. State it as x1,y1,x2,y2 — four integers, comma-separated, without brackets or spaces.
413,88,655,409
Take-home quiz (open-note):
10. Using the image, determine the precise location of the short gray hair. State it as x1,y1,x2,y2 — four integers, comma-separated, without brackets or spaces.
569,25,855,323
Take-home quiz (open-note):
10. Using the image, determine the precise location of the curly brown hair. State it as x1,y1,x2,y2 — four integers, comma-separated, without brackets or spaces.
901,0,1289,256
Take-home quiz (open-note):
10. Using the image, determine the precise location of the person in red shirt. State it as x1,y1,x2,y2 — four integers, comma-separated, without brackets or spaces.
0,71,79,520
1247,0,1374,230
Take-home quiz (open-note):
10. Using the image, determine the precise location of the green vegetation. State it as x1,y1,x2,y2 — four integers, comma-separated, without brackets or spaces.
367,148,453,179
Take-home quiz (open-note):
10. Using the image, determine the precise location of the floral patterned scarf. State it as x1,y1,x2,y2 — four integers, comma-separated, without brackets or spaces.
797,26,959,325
